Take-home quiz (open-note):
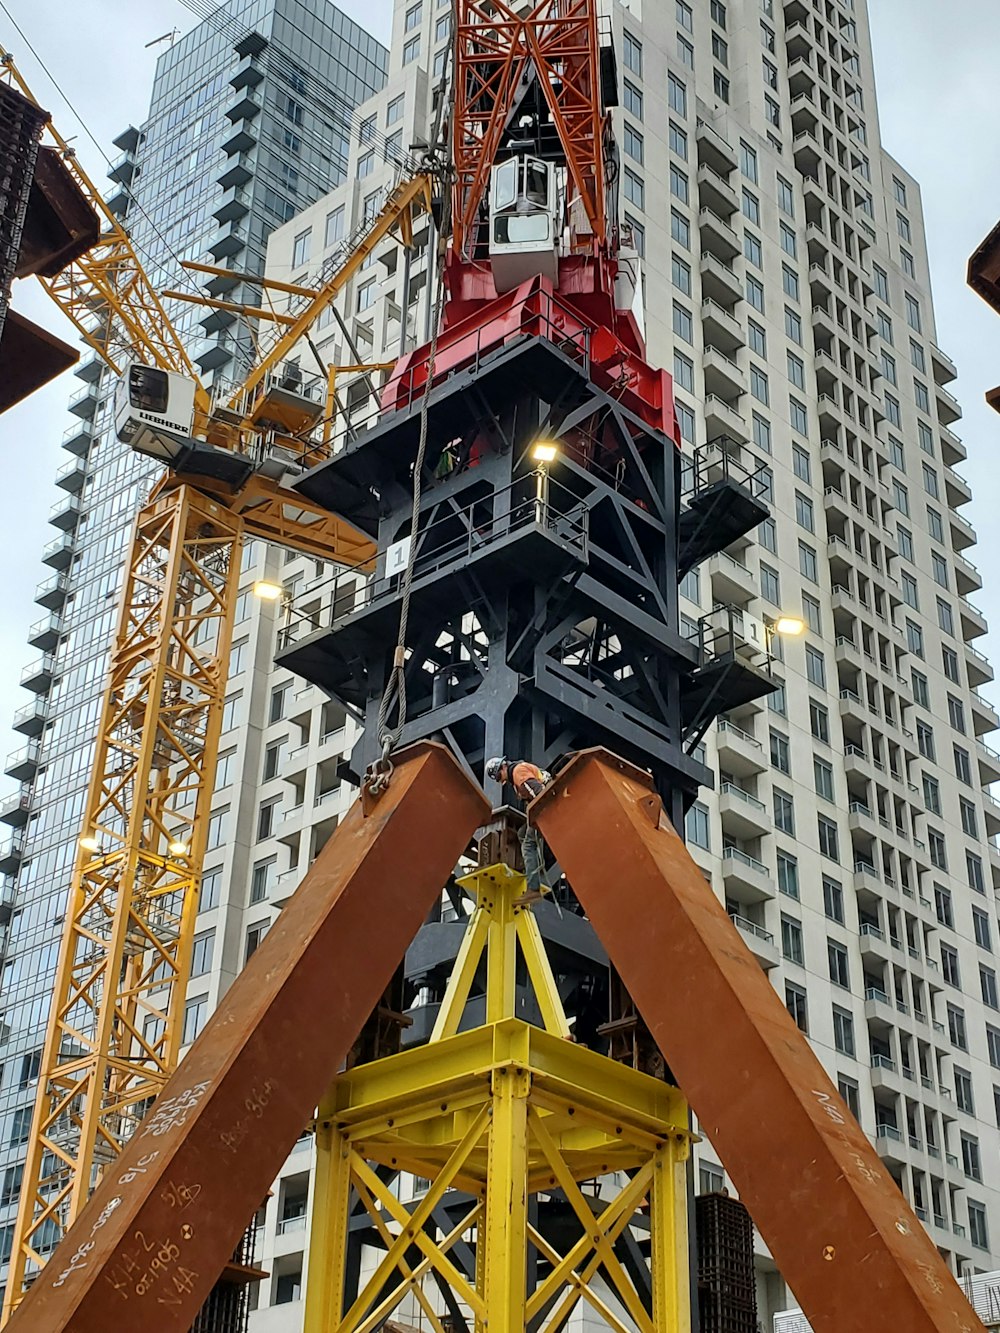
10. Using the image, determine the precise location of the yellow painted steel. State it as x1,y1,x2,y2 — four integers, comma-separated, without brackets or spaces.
0,50,431,1316
2,486,242,1316
303,863,693,1333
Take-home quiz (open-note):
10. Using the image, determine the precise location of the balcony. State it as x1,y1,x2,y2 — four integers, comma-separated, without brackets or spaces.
790,89,818,134
966,643,994,689
701,299,744,355
721,846,774,904
728,912,778,970
859,922,889,961
702,344,746,400
697,165,739,220
834,635,862,672
699,251,743,307
62,421,93,458
0,836,24,875
935,383,962,425
21,655,55,693
843,741,869,780
12,698,46,737
960,599,988,642
55,456,87,494
704,394,747,443
696,117,738,174
34,574,69,612
715,719,767,777
874,1122,907,1168
944,465,973,509
853,860,882,895
27,614,61,652
5,741,40,782
49,494,81,531
971,690,1000,737
41,533,74,571
719,782,770,839
698,208,741,262
67,383,99,420
792,128,821,174
708,552,755,607
824,487,849,524
221,123,257,157
949,509,976,553
0,791,31,828
939,425,966,467
787,53,816,98
930,342,957,385
954,552,983,597
848,800,877,836
811,302,837,345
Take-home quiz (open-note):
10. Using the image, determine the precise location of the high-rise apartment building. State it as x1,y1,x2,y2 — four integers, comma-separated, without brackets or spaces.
1,0,997,1327
0,0,386,1302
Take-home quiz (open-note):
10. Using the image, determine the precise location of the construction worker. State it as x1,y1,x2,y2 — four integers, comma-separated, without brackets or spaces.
485,757,552,893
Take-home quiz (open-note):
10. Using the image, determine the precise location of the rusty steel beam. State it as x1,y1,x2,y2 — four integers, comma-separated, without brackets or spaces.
534,749,980,1333
7,742,489,1333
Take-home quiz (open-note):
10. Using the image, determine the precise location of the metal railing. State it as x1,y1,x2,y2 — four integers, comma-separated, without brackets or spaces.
280,473,589,648
728,912,773,945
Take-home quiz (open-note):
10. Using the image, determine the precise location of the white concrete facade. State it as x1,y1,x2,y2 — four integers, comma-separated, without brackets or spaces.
149,0,1000,1327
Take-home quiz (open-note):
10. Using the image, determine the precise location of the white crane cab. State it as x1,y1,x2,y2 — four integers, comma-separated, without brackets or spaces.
115,363,197,461
489,155,559,293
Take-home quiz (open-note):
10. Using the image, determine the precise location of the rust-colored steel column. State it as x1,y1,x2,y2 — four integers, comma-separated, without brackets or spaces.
533,749,980,1333
7,742,489,1333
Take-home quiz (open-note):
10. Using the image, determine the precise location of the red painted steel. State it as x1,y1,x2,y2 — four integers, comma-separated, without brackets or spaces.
453,0,605,260
6,742,489,1333
534,748,981,1333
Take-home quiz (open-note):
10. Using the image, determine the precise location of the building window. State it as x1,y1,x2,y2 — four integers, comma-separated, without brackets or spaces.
711,0,727,27
832,1006,855,1057
823,876,844,924
199,867,220,912
777,851,799,899
982,966,999,1010
744,232,762,268
898,525,913,561
700,1162,725,1194
765,95,780,127
974,907,993,952
961,1133,982,1182
769,729,790,773
403,34,421,64
740,140,758,183
786,982,808,1032
934,884,953,927
750,365,769,405
673,351,694,393
948,1003,967,1050
672,302,693,343
623,30,642,76
760,562,780,605
250,857,276,905
937,599,954,636
941,943,961,988
810,699,830,744
245,920,269,964
183,996,207,1045
968,851,986,895
686,801,710,849
671,255,691,295
713,70,730,102
954,744,972,785
624,168,645,209
878,310,894,344
191,931,214,978
897,212,911,242
624,122,644,165
669,165,689,204
814,757,834,802
902,248,915,278
798,541,818,584
805,646,825,690
969,1201,989,1251
712,33,729,66
742,188,760,225
746,275,765,312
785,306,803,345
781,915,804,965
678,35,695,68
773,788,794,835
386,93,405,126
827,939,850,989
905,619,923,658
817,815,839,862
928,828,947,870
668,73,687,116
671,209,690,248
905,293,922,333
988,1025,1000,1069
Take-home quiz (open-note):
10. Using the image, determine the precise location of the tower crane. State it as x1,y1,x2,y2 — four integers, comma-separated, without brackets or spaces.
0,6,987,1333
0,47,439,1317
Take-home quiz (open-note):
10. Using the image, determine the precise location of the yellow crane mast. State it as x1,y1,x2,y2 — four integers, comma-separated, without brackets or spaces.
0,48,435,1317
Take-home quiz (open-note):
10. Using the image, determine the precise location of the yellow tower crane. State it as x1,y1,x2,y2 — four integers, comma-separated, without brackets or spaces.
0,49,436,1318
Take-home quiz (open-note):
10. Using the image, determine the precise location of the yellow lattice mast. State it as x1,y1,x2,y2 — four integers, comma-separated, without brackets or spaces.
0,48,435,1316
304,855,693,1333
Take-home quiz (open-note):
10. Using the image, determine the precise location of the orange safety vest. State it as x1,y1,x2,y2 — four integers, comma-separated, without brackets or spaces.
510,761,549,801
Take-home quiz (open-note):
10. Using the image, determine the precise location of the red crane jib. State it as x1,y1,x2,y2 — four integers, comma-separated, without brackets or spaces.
382,269,682,445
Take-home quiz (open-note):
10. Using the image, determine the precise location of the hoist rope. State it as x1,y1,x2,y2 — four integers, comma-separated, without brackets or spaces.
371,256,448,780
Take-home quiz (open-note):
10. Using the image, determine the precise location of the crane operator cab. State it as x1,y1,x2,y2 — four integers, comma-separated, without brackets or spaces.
115,363,197,461
489,155,559,293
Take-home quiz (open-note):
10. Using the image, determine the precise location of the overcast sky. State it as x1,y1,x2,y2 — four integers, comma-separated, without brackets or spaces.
0,0,997,753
